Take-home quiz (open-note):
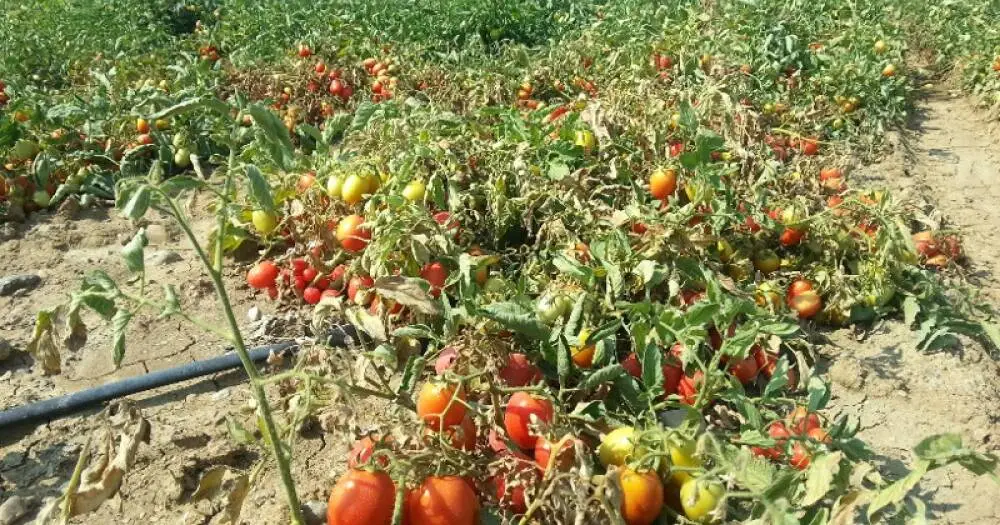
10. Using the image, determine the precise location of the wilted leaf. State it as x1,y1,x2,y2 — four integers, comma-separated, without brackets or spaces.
345,306,387,342
26,309,62,374
246,165,276,212
479,302,550,340
120,185,151,221
190,466,250,525
112,309,132,366
374,276,442,316
225,417,256,445
121,229,147,275
867,460,929,520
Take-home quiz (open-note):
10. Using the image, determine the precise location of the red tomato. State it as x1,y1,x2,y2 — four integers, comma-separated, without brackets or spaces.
780,227,805,246
631,222,648,235
499,353,543,387
790,442,811,470
347,275,375,304
786,278,814,300
787,407,822,435
426,415,477,450
266,286,279,300
137,133,154,145
297,172,317,192
504,393,554,450
433,211,460,237
417,382,467,431
291,258,308,275
729,356,759,384
420,262,449,295
297,44,312,58
663,363,683,395
247,261,279,289
800,137,819,156
494,471,533,514
619,468,664,525
336,214,371,253
328,79,344,96
327,470,395,525
819,167,842,181
752,422,790,459
669,141,685,157
406,476,479,525
303,286,322,304
622,352,642,378
302,267,318,282
347,435,392,469
677,371,703,405
534,435,577,471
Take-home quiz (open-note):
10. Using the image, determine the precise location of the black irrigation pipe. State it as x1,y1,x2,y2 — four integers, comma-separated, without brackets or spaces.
0,324,361,431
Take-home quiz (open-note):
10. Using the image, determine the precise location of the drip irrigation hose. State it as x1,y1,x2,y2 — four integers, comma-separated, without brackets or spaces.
0,324,361,431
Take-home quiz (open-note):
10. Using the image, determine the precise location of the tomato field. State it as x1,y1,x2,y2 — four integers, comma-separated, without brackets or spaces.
2,1,1000,524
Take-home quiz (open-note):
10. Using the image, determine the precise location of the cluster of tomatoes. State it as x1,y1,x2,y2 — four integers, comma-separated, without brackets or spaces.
362,57,399,102
751,407,831,470
649,52,673,80
763,134,820,162
198,44,220,62
0,79,8,107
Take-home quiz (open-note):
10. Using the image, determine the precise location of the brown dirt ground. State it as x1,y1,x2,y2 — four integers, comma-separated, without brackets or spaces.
1,92,998,525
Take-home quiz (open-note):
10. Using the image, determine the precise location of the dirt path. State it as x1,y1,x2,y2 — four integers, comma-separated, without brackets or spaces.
825,91,1000,525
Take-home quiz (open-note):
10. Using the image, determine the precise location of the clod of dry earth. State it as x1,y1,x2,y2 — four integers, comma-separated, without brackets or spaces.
827,91,1000,525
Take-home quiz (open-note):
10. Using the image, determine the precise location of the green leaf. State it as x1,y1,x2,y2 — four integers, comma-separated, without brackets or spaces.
556,337,571,381
84,270,119,294
763,357,791,398
553,253,591,281
679,99,698,131
547,161,570,180
867,460,929,520
479,302,551,340
121,185,151,221
349,101,379,133
112,308,133,367
563,293,586,341
807,376,831,412
979,321,1000,350
148,97,210,120
641,343,664,393
160,176,207,194
323,113,353,142
246,165,276,212
225,416,256,445
685,302,719,327
121,230,148,275
248,105,295,169
582,364,625,390
392,325,435,340
902,295,920,327
160,284,181,318
399,355,425,395
801,451,842,506
570,400,607,422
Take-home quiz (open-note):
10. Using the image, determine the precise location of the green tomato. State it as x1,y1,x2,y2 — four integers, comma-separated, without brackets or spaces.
483,276,507,293
251,210,279,235
669,439,701,485
536,293,571,323
326,175,344,200
32,190,51,208
574,129,596,153
679,477,724,523
598,426,635,466
174,148,192,167
402,179,426,202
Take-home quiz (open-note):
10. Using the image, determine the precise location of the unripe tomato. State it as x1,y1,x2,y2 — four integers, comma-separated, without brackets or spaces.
669,439,701,485
874,40,888,54
598,426,635,466
679,478,724,523
251,210,278,235
336,214,370,253
174,148,192,167
504,392,554,450
620,468,664,525
753,250,780,274
326,175,344,199
499,353,543,387
247,261,279,289
136,118,150,134
649,168,677,200
406,476,479,525
882,64,897,77
574,129,596,153
571,343,595,368
155,119,169,130
402,179,427,202
32,190,50,208
416,382,466,431
327,470,395,525
341,174,367,205
536,293,571,323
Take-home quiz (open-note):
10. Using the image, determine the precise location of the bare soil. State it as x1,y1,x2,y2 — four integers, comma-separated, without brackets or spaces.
1,92,999,525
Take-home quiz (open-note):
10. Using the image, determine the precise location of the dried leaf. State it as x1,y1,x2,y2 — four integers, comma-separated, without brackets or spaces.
375,276,442,315
191,466,251,525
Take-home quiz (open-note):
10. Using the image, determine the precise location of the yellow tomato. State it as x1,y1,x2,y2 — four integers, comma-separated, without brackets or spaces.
753,250,780,274
402,180,426,202
575,129,596,153
341,174,367,205
679,477,724,523
668,440,701,485
598,426,636,467
326,175,344,200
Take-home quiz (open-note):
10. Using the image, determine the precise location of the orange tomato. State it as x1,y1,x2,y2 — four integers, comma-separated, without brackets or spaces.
425,415,477,450
534,435,577,471
416,382,467,431
619,468,664,525
649,168,677,200
336,214,371,253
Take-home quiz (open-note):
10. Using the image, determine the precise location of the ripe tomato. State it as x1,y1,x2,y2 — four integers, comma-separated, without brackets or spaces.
136,118,150,134
790,290,822,319
416,382,466,431
787,407,822,435
649,168,678,200
819,167,842,181
303,286,322,305
347,275,375,304
752,422,790,459
494,470,533,514
247,261,279,289
336,214,371,253
407,476,479,525
420,262,449,295
780,227,805,247
679,478,723,523
499,353,542,387
620,468,664,525
800,137,819,156
786,278,814,303
571,343,595,368
882,63,896,77
728,356,759,384
534,435,577,471
327,469,395,525
790,442,811,470
302,267,318,282
663,363,683,395
677,371,704,405
137,133,154,145
598,426,635,467
622,352,642,378
504,392,554,450
912,231,939,258
807,427,831,444
669,141,685,157
341,174,368,204
297,44,312,57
